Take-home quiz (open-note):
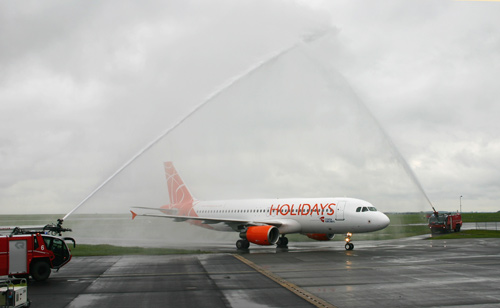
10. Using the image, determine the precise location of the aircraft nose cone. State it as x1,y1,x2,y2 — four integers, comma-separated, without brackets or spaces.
380,213,390,228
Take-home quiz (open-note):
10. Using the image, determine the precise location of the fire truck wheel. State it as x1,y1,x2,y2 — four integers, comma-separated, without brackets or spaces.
31,261,51,281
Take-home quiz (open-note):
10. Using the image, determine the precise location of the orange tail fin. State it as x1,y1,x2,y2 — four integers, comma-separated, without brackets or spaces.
164,162,194,205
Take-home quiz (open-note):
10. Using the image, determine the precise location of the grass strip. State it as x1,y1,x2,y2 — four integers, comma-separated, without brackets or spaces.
426,230,500,240
71,244,209,256
461,212,500,222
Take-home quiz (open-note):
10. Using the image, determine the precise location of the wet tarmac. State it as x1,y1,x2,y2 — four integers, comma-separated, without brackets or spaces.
27,254,315,308
27,237,500,307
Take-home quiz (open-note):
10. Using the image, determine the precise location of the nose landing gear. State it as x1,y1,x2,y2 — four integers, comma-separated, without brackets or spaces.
344,232,354,250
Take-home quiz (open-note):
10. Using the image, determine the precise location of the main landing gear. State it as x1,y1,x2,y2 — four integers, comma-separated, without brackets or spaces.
236,239,250,250
276,235,288,248
344,232,354,250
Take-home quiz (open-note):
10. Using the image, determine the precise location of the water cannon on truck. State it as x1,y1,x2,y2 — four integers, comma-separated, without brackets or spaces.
428,208,462,234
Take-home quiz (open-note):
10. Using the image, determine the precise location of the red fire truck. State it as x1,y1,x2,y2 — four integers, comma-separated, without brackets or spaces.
0,222,75,281
428,211,462,234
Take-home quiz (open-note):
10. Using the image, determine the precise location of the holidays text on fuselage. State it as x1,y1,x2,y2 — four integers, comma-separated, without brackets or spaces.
269,203,335,216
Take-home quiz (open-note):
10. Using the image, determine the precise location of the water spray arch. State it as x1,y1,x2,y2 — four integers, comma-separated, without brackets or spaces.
63,32,433,226
62,37,307,221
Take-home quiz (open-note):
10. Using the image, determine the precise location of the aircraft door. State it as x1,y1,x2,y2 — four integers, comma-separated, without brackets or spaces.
335,201,346,221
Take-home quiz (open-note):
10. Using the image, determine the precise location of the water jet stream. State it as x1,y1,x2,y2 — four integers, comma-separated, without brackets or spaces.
302,45,434,210
348,84,435,210
63,41,305,221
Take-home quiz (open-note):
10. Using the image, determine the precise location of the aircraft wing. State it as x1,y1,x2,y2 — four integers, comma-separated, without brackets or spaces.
130,207,285,228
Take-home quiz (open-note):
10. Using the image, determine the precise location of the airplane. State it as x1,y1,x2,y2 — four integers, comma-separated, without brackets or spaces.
130,162,390,250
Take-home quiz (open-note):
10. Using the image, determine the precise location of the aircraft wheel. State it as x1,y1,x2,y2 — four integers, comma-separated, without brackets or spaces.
236,239,250,250
236,240,244,250
345,243,354,251
277,236,289,248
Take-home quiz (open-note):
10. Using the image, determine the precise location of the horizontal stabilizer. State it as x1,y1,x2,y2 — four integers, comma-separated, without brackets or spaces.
133,206,178,215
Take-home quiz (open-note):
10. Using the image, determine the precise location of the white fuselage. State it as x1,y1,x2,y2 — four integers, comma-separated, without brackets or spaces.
190,197,390,235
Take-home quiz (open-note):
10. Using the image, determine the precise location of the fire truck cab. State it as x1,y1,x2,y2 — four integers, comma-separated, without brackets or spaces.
1,233,75,281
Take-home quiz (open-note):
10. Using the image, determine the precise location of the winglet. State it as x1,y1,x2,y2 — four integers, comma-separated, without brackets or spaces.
130,210,137,220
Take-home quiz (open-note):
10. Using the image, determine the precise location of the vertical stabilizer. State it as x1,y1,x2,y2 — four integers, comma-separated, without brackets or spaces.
164,162,194,205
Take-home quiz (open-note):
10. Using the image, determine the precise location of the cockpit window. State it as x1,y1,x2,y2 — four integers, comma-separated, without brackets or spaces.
357,206,378,213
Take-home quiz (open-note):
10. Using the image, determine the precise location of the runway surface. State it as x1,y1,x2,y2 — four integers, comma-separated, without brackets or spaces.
26,237,500,307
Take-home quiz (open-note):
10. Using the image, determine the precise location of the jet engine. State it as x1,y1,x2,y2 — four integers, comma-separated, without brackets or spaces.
244,225,280,245
305,233,335,241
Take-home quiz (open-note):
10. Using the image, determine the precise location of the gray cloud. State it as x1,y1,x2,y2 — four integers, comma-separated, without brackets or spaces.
1,0,499,217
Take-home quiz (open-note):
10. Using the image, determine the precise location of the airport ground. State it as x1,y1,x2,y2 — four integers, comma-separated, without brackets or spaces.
26,237,500,308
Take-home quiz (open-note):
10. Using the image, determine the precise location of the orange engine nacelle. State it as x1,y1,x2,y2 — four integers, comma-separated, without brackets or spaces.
245,226,280,245
305,233,335,241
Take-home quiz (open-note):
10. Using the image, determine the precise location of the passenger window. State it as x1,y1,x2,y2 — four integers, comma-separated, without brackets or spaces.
356,207,361,212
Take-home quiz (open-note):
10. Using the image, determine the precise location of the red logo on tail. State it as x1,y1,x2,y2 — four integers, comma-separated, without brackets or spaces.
162,162,196,217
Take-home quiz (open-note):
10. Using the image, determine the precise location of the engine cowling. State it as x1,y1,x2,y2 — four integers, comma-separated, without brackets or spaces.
245,225,280,245
305,233,335,241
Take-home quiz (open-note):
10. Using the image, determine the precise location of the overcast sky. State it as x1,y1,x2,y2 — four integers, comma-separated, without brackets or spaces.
1,0,499,217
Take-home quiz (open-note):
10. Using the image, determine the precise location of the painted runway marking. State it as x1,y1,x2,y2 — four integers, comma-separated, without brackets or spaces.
233,254,337,308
